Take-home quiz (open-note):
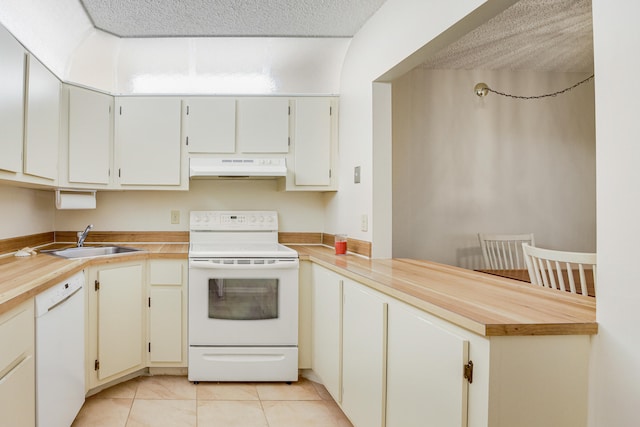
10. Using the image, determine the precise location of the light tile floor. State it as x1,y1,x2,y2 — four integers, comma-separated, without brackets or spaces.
72,375,353,427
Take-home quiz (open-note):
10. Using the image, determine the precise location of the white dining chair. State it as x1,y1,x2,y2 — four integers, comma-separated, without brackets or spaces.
478,233,535,270
522,243,596,296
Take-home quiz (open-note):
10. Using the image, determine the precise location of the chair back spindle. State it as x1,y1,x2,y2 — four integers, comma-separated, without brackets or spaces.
522,243,596,296
478,233,535,270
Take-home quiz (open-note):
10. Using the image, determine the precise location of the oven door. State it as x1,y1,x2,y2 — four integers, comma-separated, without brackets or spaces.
188,258,299,346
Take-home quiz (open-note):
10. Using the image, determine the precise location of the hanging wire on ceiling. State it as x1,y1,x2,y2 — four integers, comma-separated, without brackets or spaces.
474,74,594,99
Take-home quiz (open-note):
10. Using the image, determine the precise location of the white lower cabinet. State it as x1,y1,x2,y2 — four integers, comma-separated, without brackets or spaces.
298,261,313,369
311,263,343,402
87,261,145,389
86,258,188,390
0,299,35,427
148,259,187,366
386,300,469,427
341,280,387,427
307,264,591,427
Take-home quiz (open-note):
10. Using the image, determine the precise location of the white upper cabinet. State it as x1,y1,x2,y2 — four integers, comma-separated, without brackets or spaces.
67,86,113,186
0,26,26,174
115,97,183,187
24,54,60,181
184,98,236,153
279,96,338,192
293,98,332,186
237,98,290,153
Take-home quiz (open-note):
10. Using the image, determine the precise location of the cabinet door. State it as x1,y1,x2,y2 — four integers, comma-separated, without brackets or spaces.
0,25,25,173
0,299,35,427
386,301,469,427
115,97,182,185
68,86,113,185
24,54,60,180
97,264,144,380
149,288,183,363
148,260,185,364
342,280,387,427
0,355,35,427
185,97,236,153
237,98,289,153
293,98,332,186
311,264,343,402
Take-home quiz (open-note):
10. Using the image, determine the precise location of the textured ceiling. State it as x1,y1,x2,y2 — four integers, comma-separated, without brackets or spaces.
421,0,593,72
77,0,593,72
79,0,387,37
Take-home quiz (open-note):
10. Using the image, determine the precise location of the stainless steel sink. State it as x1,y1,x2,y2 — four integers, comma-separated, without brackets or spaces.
41,245,142,259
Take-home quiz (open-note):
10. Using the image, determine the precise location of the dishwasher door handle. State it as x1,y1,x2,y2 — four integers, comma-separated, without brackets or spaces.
47,286,83,313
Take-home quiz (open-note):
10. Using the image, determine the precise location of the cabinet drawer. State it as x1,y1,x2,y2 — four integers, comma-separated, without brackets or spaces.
0,354,35,427
0,301,34,376
149,260,184,285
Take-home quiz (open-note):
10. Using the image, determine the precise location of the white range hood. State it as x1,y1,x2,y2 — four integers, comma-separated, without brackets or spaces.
189,158,287,179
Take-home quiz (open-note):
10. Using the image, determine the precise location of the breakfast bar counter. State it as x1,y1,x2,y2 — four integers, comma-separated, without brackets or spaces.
293,245,596,337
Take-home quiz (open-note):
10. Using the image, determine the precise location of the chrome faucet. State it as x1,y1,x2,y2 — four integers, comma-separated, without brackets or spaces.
77,224,94,247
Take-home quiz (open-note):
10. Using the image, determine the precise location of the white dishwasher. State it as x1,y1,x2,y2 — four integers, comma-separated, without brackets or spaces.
35,270,86,427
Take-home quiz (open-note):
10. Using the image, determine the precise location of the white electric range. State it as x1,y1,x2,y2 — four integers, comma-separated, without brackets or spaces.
187,211,299,382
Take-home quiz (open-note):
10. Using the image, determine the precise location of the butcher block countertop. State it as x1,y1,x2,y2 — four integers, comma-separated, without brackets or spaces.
0,243,188,316
293,245,597,337
0,242,596,337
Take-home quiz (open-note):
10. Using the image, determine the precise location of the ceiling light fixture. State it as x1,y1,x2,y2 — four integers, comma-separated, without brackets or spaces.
474,74,594,99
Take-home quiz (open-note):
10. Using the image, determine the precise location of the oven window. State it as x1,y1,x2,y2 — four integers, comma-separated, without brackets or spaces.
208,278,278,320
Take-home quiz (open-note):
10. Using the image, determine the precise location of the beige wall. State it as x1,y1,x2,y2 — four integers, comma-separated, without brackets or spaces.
392,68,596,268
0,186,54,239
0,180,324,240
53,180,325,234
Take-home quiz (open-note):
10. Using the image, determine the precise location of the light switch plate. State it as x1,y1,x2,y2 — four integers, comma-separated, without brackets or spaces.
171,210,180,224
361,214,368,232
354,166,361,184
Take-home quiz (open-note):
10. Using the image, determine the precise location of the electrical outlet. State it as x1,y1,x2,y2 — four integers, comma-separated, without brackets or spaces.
361,214,368,232
171,210,180,224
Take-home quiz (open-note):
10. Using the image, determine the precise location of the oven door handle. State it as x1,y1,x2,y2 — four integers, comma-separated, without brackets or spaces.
189,259,299,270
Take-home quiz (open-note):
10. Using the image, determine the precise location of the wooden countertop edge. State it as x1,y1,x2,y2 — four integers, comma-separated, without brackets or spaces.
2,243,598,337
0,245,188,316
295,246,598,337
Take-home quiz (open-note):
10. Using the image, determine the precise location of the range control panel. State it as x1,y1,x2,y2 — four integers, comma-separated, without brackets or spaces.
190,211,278,231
